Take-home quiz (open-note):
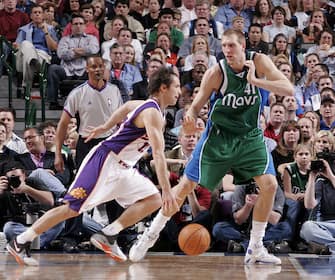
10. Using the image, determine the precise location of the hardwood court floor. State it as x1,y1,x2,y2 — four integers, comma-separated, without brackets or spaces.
0,252,334,280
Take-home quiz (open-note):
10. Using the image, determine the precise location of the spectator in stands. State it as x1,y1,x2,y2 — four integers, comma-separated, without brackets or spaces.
282,143,312,201
42,2,61,33
319,96,335,130
91,0,106,44
62,3,99,41
16,126,72,188
297,63,329,112
300,148,335,254
298,117,315,145
282,95,299,121
47,14,100,110
148,8,184,49
58,0,81,28
0,161,64,248
105,42,142,101
132,58,163,100
103,15,127,42
0,0,30,78
0,121,18,174
182,0,223,39
304,110,320,133
246,23,269,54
298,51,320,88
103,25,142,65
272,120,301,181
178,0,196,28
114,0,145,42
178,17,221,63
215,0,251,32
307,29,335,72
123,44,136,65
15,4,58,91
183,35,216,71
129,0,144,23
252,0,272,27
142,0,160,30
302,9,330,43
154,33,178,65
263,6,296,43
294,0,316,32
0,108,26,154
318,75,334,92
264,102,286,143
212,182,293,253
117,27,143,67
270,33,302,80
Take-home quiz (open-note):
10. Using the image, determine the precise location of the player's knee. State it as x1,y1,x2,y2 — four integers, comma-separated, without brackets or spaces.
61,203,80,219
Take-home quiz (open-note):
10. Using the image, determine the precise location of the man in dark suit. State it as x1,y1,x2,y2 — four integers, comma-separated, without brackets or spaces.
246,23,269,54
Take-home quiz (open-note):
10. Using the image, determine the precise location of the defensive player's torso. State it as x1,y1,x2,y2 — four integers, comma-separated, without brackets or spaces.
210,52,262,135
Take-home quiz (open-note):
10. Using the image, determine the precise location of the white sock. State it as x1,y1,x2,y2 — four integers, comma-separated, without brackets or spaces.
102,221,123,236
249,221,267,249
148,210,170,236
17,228,38,244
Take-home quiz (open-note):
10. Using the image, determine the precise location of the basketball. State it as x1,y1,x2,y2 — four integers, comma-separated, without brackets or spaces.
178,223,211,256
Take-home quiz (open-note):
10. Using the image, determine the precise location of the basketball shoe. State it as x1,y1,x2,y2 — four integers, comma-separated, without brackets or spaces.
6,237,38,266
244,245,281,265
129,228,159,262
90,232,127,262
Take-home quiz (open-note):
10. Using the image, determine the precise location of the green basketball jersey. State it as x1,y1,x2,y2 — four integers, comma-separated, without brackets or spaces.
210,52,262,136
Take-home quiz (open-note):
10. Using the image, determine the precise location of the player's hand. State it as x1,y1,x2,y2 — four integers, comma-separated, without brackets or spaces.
84,125,106,143
54,153,65,173
161,189,179,216
182,115,202,135
245,60,256,85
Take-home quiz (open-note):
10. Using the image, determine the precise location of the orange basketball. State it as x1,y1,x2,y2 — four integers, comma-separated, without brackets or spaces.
178,223,211,256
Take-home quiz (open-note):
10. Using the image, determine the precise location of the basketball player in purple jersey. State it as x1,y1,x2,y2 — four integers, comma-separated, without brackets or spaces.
7,66,180,266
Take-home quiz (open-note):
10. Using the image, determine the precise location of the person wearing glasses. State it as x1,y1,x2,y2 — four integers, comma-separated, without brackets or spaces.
46,14,100,110
15,126,72,195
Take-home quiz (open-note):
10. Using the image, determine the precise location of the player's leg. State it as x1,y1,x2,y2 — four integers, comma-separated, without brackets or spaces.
129,176,197,262
7,203,79,266
245,173,281,265
90,193,162,262
90,168,162,261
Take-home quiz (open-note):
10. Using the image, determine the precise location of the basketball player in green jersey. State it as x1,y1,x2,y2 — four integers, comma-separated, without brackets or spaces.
129,29,294,265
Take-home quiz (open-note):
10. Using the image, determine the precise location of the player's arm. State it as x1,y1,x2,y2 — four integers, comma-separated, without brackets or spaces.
183,65,222,132
246,53,294,97
141,108,178,213
55,111,71,172
85,100,143,142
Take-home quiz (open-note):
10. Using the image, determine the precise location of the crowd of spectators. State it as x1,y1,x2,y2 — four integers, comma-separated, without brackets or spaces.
1,0,335,255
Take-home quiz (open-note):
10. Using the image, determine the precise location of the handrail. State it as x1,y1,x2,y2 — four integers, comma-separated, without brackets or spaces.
0,35,17,108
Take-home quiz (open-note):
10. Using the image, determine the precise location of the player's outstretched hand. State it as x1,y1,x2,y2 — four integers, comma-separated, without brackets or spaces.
162,189,179,216
84,125,106,143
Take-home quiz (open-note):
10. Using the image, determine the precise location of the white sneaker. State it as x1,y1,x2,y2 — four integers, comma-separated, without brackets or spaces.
90,232,127,262
244,246,281,265
129,228,159,262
